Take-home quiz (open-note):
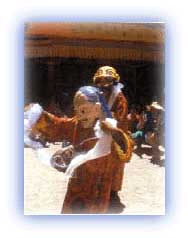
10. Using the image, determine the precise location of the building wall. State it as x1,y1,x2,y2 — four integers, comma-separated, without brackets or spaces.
24,57,164,115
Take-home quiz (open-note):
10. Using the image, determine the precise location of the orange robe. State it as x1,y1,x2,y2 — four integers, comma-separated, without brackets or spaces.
111,92,128,132
30,111,75,142
31,93,130,193
62,142,131,214
33,112,132,214
59,119,132,214
110,92,129,192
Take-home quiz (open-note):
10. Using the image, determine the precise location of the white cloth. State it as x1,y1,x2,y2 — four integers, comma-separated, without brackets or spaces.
24,103,44,149
65,118,117,177
29,116,118,175
107,83,124,109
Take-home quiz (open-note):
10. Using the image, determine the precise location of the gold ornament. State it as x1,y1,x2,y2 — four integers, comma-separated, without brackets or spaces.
93,66,120,87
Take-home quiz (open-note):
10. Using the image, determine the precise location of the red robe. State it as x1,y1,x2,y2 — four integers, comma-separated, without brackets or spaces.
59,119,132,214
32,112,132,213
110,92,129,191
111,92,128,132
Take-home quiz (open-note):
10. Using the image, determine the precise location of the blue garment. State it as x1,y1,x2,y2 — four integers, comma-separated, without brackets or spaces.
132,130,144,139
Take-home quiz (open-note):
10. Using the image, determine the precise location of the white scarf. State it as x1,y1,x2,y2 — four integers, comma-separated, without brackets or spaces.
24,103,44,149
65,118,117,177
31,117,117,176
107,83,124,109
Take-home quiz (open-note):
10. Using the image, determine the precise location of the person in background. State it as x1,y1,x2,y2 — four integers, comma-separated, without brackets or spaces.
92,66,129,203
127,106,145,151
143,102,165,164
127,106,139,132
93,66,128,132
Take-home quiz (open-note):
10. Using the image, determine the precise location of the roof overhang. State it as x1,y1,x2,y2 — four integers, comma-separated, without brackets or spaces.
25,22,165,63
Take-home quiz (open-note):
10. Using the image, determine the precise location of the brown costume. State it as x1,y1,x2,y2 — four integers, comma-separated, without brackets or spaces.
109,92,129,192
111,91,128,133
32,111,132,213
93,66,129,193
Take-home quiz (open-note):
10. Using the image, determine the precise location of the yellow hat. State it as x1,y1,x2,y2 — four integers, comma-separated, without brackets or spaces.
93,66,120,86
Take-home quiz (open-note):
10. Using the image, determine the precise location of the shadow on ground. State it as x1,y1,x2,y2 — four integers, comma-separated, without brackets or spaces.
107,192,126,214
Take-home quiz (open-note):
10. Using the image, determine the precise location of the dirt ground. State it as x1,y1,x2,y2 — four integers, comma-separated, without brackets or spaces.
24,144,165,215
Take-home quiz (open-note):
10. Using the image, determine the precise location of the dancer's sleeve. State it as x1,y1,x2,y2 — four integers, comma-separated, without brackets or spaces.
31,111,76,142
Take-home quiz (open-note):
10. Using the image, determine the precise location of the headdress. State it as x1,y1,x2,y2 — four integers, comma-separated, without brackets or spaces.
73,86,100,107
93,66,120,87
74,86,112,118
